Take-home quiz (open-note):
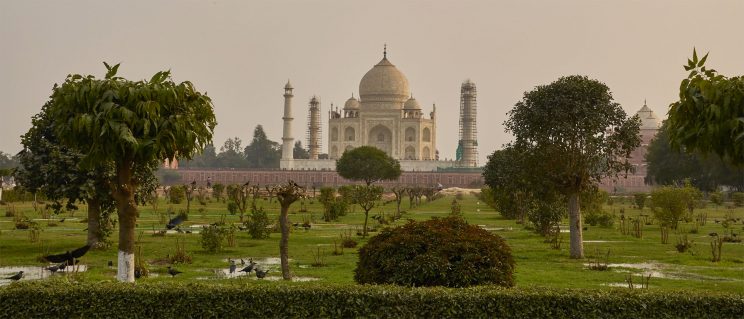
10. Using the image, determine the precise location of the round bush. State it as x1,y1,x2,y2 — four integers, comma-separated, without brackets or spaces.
354,216,515,287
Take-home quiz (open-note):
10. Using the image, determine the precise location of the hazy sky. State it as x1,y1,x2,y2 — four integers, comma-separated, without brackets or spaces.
2,0,743,164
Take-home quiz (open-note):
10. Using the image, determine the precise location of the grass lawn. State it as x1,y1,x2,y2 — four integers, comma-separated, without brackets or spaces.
1,190,743,293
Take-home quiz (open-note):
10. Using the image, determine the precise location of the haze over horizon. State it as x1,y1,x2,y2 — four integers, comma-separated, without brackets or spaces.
2,0,743,164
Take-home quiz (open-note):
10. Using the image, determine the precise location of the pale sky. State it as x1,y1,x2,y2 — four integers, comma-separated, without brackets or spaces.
1,0,743,164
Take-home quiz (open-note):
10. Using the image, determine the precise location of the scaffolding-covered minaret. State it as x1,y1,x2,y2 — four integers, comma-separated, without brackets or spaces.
306,96,322,160
280,80,294,169
457,79,478,167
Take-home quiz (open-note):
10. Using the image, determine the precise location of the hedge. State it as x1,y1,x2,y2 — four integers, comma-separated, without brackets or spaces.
1,281,743,318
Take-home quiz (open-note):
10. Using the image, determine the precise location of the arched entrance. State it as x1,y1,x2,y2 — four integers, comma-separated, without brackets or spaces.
368,125,393,156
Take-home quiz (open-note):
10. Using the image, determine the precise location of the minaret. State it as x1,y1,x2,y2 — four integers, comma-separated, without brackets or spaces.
458,80,478,167
280,80,294,169
307,96,322,160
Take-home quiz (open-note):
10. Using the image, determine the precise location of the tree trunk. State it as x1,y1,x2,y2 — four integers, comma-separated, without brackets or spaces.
279,203,291,280
362,209,370,237
86,198,102,248
568,192,584,259
114,162,137,282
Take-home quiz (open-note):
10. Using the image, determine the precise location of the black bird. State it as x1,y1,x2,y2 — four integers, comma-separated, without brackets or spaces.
134,268,142,279
239,259,256,273
45,264,61,273
44,245,91,266
5,271,23,281
59,218,65,223
166,215,185,230
229,260,237,274
255,268,268,279
167,266,183,277
107,260,114,268
240,258,246,266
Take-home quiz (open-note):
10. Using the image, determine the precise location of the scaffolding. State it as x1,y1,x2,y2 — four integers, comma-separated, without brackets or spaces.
306,96,322,160
458,80,478,167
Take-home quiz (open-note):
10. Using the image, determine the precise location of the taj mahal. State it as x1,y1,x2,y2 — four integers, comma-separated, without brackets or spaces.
280,47,479,171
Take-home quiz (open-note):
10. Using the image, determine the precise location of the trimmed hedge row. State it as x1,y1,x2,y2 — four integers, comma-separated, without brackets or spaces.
1,281,743,318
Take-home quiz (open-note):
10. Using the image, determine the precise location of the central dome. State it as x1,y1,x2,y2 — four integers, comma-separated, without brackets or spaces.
359,56,410,107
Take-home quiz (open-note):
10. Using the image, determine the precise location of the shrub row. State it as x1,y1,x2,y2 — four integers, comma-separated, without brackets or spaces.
1,281,743,318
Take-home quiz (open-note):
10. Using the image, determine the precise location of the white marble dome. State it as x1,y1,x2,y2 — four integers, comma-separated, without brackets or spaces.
636,104,660,129
358,56,410,106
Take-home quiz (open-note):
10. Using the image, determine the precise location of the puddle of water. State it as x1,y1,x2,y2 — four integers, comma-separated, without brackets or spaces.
0,265,88,286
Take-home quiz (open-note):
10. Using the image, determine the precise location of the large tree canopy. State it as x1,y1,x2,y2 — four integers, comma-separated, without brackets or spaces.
504,75,641,258
667,50,744,165
244,125,281,168
336,146,401,186
46,63,216,282
646,121,744,191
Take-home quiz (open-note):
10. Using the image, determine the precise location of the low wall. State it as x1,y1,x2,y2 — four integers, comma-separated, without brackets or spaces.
176,168,484,188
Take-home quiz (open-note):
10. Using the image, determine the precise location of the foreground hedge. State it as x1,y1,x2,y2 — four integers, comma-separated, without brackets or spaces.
1,281,743,318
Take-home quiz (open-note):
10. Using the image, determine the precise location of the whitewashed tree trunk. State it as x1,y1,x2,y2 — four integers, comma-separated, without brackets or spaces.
117,251,134,282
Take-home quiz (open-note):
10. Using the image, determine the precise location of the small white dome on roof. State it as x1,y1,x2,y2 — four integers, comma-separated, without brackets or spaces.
636,102,661,130
344,95,360,109
403,97,420,110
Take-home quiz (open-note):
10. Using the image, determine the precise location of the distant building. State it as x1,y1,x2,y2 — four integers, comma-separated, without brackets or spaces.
280,47,478,171
600,101,661,193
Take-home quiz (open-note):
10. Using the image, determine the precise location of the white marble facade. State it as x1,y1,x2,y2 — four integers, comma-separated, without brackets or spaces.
282,50,460,171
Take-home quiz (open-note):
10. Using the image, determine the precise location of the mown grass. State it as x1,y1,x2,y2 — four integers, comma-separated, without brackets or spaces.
1,190,743,293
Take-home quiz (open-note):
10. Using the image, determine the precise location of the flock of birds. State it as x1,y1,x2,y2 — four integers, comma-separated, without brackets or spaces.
3,243,272,282
5,206,275,282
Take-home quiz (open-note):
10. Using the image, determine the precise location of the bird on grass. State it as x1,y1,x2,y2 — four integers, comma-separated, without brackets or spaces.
255,268,268,279
229,259,237,274
5,271,24,281
167,266,183,277
167,215,185,230
135,269,142,279
239,259,256,274
240,258,246,266
43,245,91,266
107,260,114,269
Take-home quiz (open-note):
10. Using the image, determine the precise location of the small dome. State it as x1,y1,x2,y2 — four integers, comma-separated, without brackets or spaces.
636,103,661,130
284,80,293,89
359,56,410,106
344,96,360,109
310,95,319,104
403,97,420,110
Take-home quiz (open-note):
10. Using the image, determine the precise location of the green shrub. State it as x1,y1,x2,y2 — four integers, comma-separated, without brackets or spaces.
199,225,227,253
355,216,515,287
212,183,225,201
2,282,743,318
710,191,724,206
244,205,271,239
732,192,744,207
633,192,646,209
169,185,185,204
227,201,239,215
584,210,615,228
326,200,348,221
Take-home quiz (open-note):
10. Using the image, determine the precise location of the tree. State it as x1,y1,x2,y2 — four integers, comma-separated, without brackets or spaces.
15,102,158,248
483,146,533,223
667,50,744,166
217,137,247,168
649,186,689,230
244,125,281,168
505,75,641,258
646,121,744,191
46,63,216,282
293,141,310,159
274,181,305,280
346,185,383,237
336,146,401,186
